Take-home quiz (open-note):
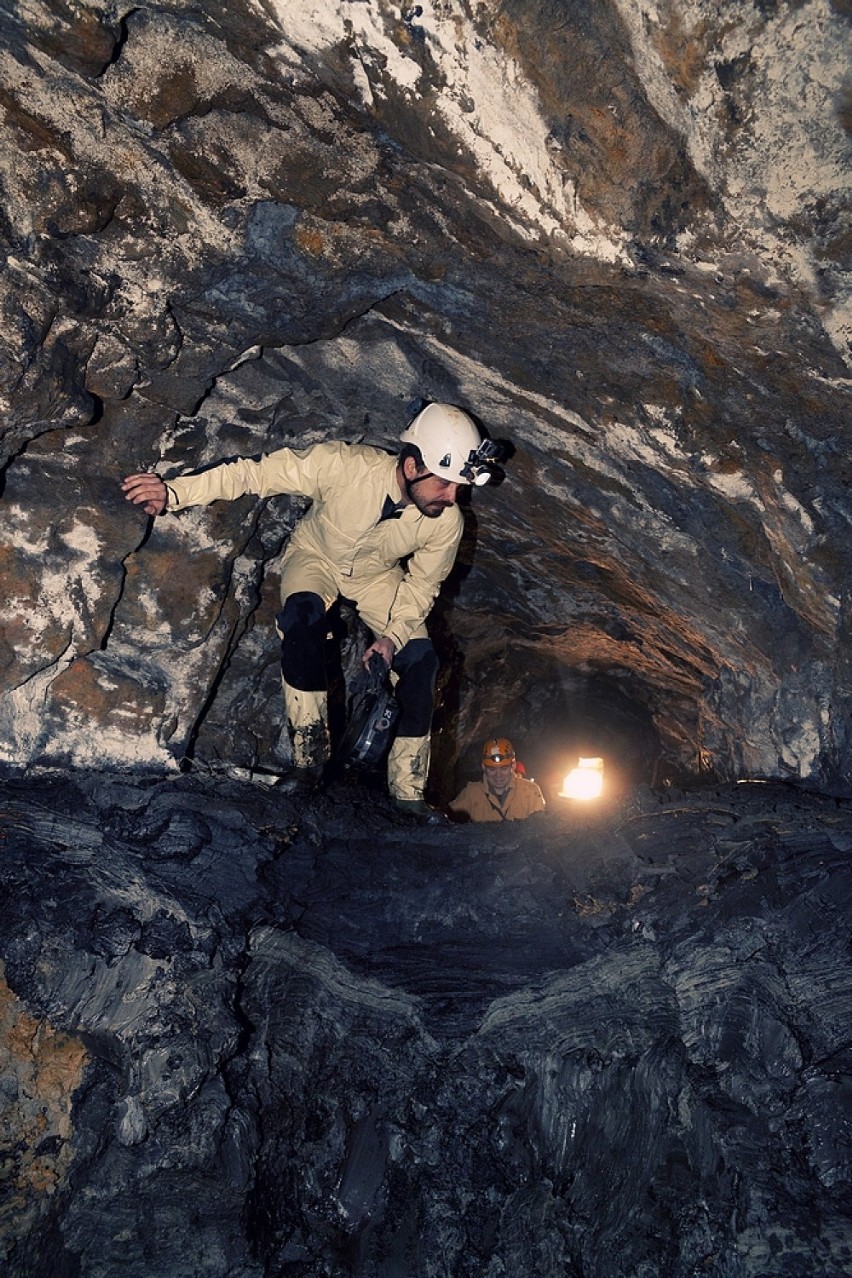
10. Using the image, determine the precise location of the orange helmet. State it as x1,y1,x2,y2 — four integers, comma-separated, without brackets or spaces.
482,738,515,768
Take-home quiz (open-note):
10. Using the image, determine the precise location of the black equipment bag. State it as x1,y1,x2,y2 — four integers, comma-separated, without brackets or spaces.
339,653,400,767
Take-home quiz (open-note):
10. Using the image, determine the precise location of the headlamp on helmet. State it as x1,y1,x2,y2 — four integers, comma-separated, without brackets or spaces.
459,437,504,487
482,737,515,768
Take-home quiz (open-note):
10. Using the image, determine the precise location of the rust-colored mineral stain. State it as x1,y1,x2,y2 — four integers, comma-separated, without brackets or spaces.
0,964,88,1224
295,224,326,256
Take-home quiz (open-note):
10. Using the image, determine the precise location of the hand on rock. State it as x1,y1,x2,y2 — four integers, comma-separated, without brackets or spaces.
121,473,168,517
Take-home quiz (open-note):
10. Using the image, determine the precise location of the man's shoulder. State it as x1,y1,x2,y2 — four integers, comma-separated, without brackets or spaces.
516,775,544,796
514,775,546,810
330,440,396,478
516,774,540,790
333,440,393,462
449,779,484,806
290,439,391,462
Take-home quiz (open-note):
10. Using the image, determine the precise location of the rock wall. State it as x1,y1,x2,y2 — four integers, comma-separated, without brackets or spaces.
1,0,850,789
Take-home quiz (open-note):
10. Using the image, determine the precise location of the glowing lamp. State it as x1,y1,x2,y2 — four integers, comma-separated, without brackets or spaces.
559,756,604,800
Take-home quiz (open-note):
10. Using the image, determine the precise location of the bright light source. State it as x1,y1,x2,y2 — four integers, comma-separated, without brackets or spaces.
559,756,604,800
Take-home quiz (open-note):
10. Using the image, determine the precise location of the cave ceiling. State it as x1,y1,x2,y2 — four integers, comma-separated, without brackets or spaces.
0,0,850,792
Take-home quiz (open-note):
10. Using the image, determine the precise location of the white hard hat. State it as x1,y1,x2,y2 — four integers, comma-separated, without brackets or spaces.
399,403,484,485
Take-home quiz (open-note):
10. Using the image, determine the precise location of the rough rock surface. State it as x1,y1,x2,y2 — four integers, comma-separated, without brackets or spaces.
1,7,850,1269
0,0,850,792
1,772,850,1276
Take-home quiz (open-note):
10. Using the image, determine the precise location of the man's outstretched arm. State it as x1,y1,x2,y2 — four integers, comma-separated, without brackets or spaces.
121,472,169,517
121,444,342,519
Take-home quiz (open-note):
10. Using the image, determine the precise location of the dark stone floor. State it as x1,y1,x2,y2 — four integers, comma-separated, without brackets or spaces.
1,769,849,1277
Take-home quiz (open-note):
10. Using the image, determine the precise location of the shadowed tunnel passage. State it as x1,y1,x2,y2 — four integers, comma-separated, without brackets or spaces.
441,661,664,803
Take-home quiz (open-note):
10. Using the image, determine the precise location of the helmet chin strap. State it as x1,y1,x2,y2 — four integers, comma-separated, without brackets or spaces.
404,471,435,501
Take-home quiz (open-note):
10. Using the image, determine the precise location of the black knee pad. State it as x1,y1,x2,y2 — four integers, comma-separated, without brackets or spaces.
276,592,328,691
392,639,439,737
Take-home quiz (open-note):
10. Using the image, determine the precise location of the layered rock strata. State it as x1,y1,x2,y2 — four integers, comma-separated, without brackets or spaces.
0,772,849,1276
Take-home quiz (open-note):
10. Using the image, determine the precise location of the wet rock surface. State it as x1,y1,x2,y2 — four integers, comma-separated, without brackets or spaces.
1,770,849,1276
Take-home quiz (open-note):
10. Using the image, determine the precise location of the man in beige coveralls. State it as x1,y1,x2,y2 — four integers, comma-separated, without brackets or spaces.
122,403,495,817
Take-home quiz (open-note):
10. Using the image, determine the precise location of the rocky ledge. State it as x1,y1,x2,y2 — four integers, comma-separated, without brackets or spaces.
1,770,849,1277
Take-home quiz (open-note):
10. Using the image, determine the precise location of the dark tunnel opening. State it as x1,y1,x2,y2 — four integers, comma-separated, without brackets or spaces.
444,659,663,808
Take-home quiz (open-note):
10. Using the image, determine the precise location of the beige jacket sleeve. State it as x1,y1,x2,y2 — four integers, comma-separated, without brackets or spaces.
165,444,337,511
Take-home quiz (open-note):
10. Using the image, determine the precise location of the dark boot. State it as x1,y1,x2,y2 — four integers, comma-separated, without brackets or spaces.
392,797,447,824
277,764,325,795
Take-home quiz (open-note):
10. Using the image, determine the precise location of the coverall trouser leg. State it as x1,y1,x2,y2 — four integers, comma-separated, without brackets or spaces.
277,548,440,797
386,638,440,802
275,590,330,771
